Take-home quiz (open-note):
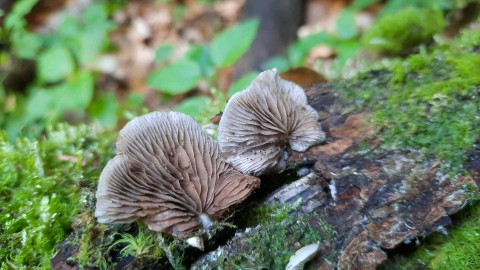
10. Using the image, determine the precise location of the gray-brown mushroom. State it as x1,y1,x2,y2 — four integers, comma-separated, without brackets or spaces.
218,69,325,176
95,112,260,238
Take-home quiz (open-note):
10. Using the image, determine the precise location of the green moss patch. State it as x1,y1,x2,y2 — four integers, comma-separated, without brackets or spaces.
338,25,480,174
0,124,114,269
362,7,446,54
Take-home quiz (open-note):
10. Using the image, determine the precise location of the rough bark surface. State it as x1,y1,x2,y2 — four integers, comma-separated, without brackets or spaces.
192,83,479,269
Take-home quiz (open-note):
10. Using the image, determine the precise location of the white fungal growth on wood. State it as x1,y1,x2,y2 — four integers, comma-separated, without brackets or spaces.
285,242,321,270
186,236,205,250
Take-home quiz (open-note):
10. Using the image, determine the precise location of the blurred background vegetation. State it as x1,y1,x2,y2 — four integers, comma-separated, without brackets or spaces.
1,0,477,139
0,0,479,269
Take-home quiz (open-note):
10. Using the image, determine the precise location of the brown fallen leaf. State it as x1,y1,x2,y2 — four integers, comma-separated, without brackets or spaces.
280,67,327,89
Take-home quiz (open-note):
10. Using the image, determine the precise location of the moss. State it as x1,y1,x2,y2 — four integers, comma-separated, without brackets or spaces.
362,7,446,54
73,203,112,269
212,201,335,269
338,25,480,174
0,124,115,269
110,224,165,260
66,197,169,269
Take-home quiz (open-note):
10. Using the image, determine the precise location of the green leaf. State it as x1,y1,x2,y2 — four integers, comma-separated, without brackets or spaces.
77,7,114,64
89,93,119,129
24,86,59,121
57,3,114,65
155,44,174,63
4,0,38,31
211,19,259,68
261,56,290,72
227,72,259,96
287,31,331,67
333,40,360,73
57,15,79,39
175,96,210,117
75,23,113,65
147,58,201,95
127,93,145,107
335,8,358,40
185,44,215,77
37,46,75,83
11,32,42,59
25,71,94,122
60,70,94,111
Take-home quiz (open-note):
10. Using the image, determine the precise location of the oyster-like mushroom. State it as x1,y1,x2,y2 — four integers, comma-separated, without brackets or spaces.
95,112,260,238
218,69,325,176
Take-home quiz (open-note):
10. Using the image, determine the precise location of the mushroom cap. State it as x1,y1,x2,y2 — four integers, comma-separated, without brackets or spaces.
95,112,260,238
218,69,325,176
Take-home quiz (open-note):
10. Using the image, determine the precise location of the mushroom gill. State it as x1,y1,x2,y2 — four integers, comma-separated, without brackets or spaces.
95,112,260,238
218,69,325,176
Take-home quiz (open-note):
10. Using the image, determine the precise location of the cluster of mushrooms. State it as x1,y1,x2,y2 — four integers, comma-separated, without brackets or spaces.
95,69,325,246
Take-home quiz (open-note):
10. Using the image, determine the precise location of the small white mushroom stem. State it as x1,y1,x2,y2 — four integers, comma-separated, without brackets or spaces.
199,213,213,229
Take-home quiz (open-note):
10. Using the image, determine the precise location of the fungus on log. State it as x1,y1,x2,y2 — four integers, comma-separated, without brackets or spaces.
218,69,325,176
95,112,260,238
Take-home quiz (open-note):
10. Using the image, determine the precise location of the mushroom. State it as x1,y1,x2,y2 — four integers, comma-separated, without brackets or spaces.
95,112,260,238
218,69,325,176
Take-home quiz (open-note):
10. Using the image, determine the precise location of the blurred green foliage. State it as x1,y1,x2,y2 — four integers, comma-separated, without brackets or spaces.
148,19,259,95
211,19,259,68
227,71,259,96
0,0,469,140
171,0,461,121
0,0,117,140
175,88,229,127
148,58,202,95
262,0,471,77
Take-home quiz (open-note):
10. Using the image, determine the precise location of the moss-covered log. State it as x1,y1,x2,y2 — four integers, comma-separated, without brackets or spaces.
48,24,480,270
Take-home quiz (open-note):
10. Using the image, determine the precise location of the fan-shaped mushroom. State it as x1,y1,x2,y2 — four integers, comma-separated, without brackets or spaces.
218,69,325,176
95,112,260,238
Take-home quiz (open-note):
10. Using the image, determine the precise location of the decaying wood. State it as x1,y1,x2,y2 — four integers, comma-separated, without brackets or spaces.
193,82,479,269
